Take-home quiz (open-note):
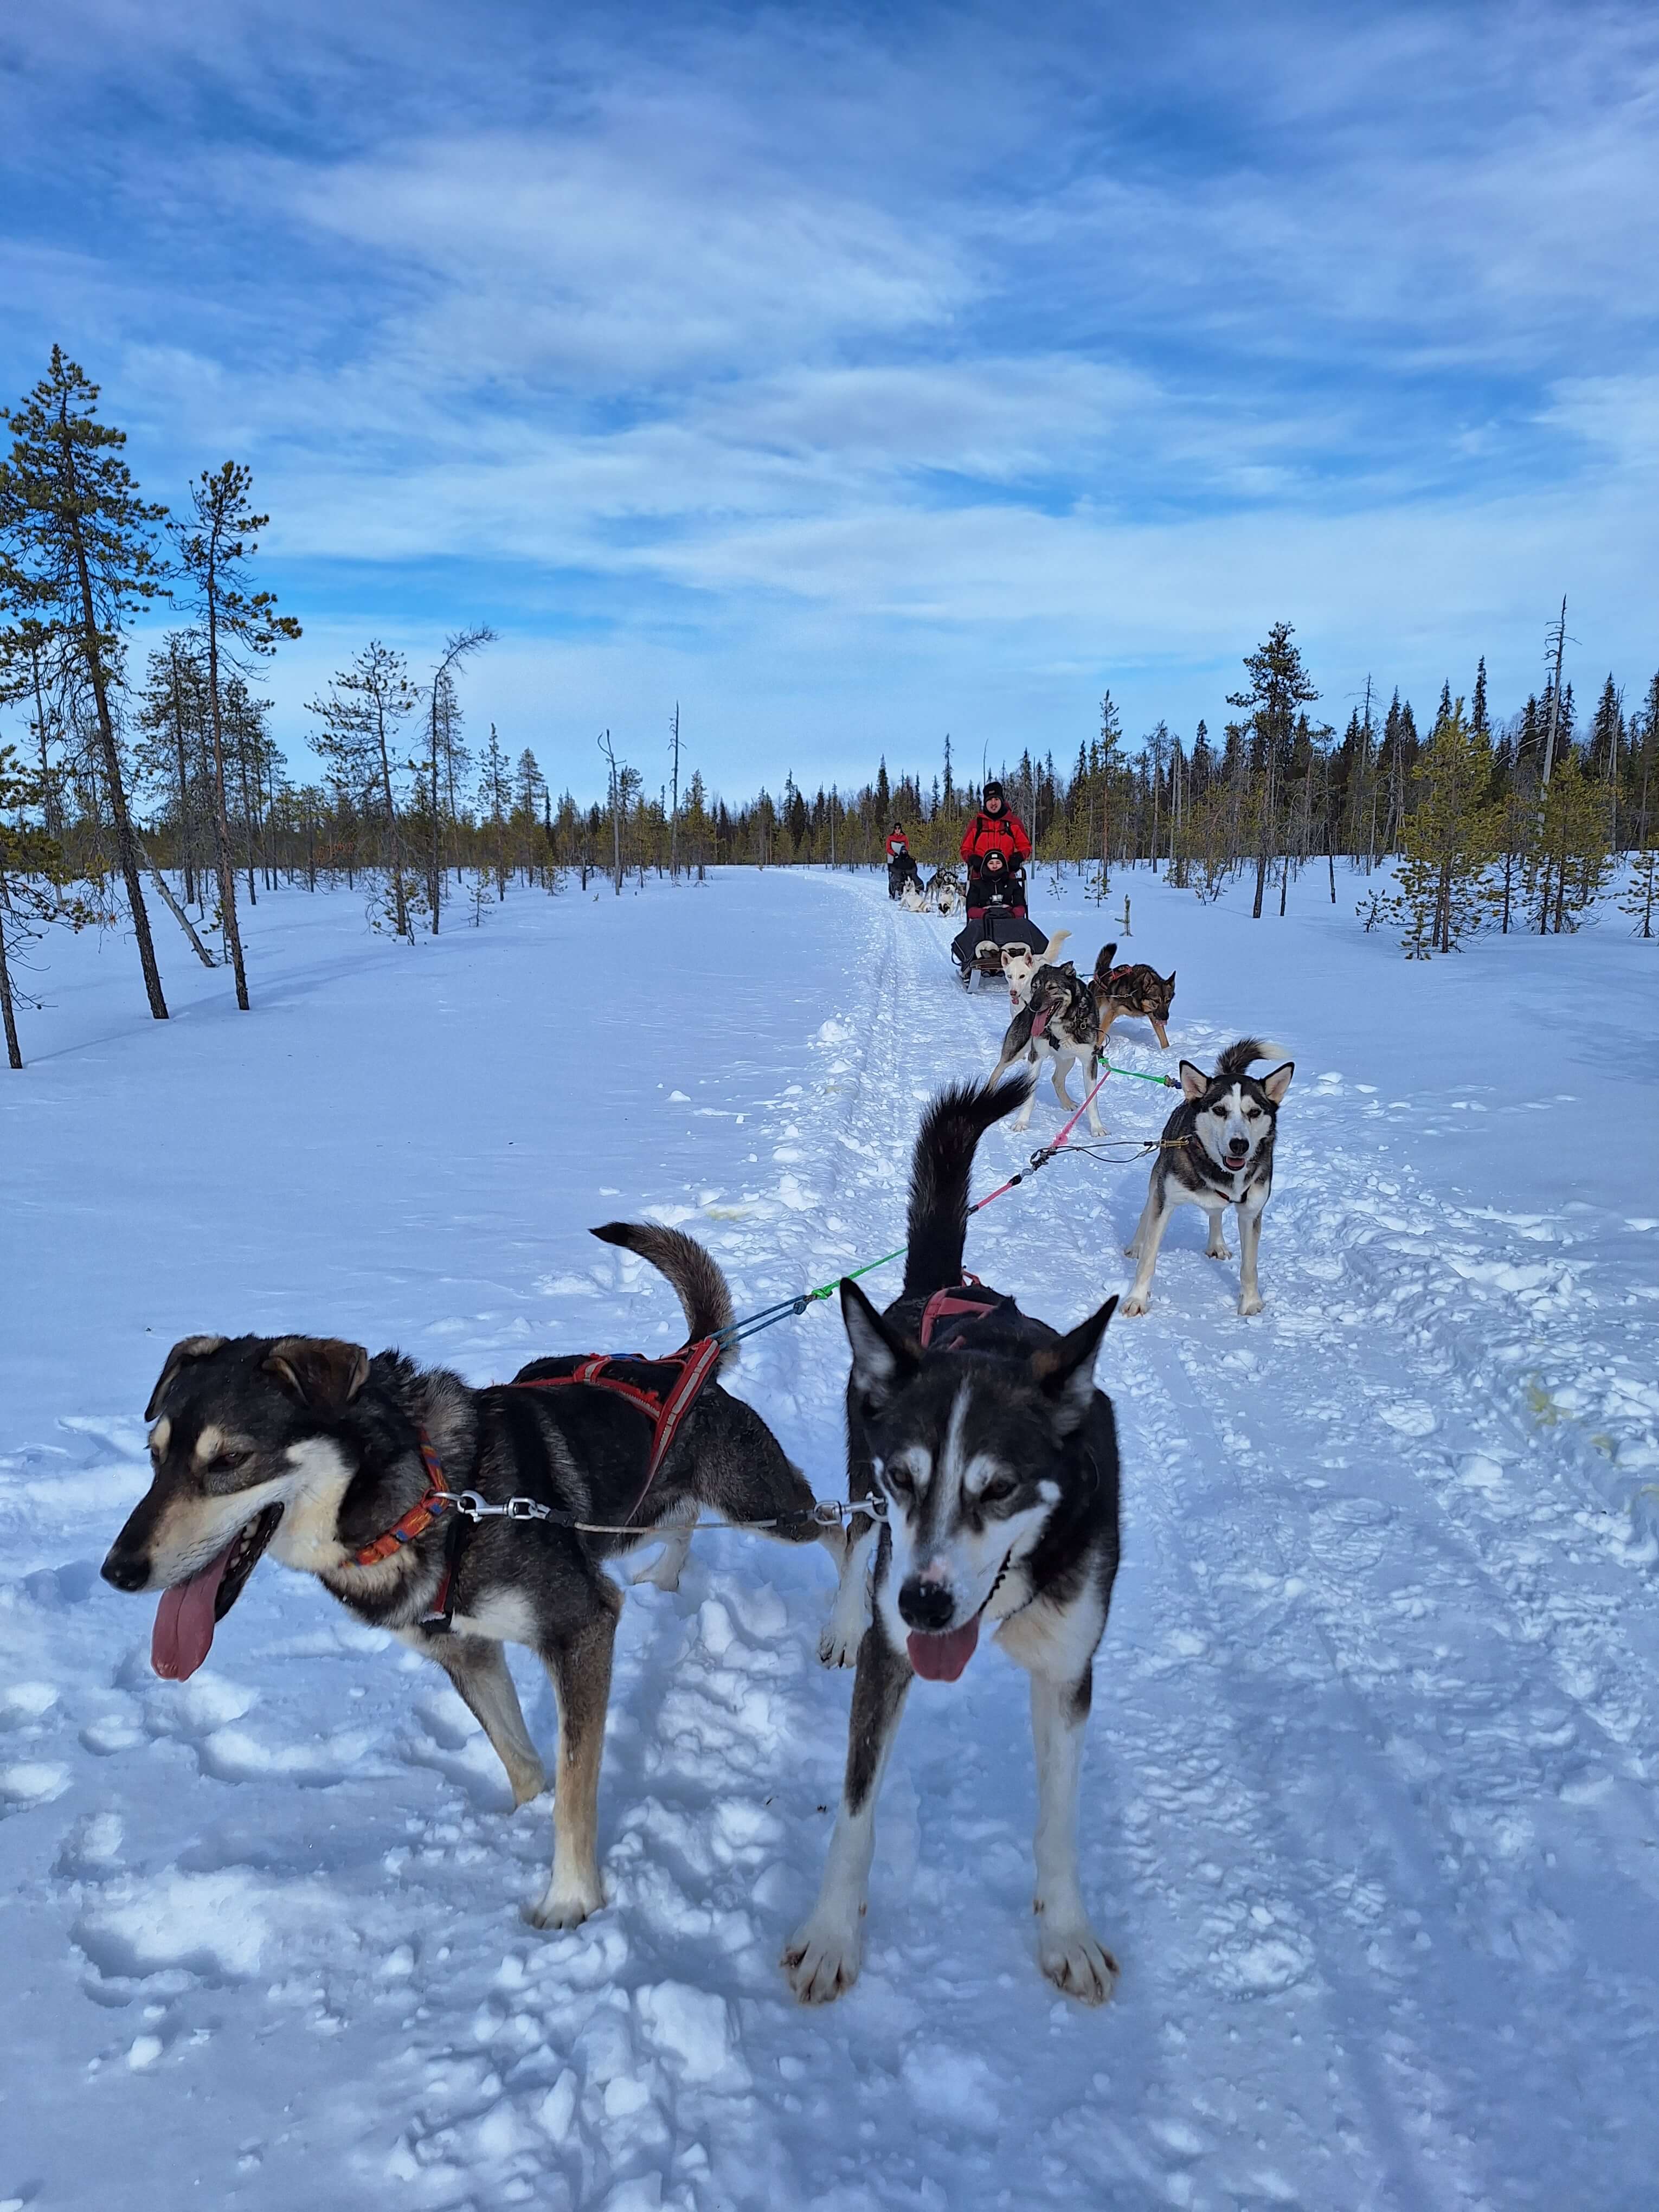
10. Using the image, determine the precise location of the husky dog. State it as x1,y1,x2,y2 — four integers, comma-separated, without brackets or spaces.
1000,928,1072,1013
787,1078,1122,2007
1092,948,1176,1051
1121,1039,1293,1318
991,961,1105,1135
888,852,921,901
925,869,964,918
101,1227,833,1932
899,877,928,914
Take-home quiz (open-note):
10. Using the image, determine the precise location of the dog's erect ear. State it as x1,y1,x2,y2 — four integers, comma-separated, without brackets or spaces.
1164,972,1175,989
144,1335,228,1421
1261,1061,1294,1105
1030,1297,1117,1436
1179,1060,1208,1102
840,1279,919,1411
263,1337,371,1414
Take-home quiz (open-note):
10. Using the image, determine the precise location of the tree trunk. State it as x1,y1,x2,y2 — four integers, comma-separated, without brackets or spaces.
0,900,22,1069
68,523,168,1020
374,714,407,937
140,847,216,968
203,564,250,1008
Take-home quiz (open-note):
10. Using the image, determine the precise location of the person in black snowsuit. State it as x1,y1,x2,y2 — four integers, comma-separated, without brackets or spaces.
950,842,1046,977
885,825,921,900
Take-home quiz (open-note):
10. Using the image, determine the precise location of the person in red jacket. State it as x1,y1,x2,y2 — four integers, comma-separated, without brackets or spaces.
960,781,1031,899
885,823,921,899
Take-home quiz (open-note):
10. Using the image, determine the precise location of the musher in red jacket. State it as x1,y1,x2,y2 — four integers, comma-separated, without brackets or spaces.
951,781,1042,975
960,782,1032,904
885,823,921,899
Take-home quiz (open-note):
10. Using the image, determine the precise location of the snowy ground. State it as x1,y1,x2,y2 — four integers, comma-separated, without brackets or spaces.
4,863,1659,2212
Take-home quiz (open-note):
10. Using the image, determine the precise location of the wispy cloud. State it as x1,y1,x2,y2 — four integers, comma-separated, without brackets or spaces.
2,0,1656,792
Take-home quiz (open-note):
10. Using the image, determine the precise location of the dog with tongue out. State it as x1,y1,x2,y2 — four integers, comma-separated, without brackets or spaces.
784,1077,1123,2009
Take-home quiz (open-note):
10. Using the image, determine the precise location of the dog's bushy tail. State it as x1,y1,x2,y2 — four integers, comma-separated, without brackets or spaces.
591,1223,737,1371
1214,1038,1272,1079
1091,941,1118,985
902,1077,1031,1298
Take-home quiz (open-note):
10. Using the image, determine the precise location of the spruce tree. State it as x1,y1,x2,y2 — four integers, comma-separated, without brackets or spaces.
1227,623,1319,915
1619,847,1658,939
0,349,170,1018
1470,657,1489,743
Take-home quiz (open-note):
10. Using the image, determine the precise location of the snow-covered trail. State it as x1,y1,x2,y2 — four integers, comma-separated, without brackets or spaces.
4,869,1659,2211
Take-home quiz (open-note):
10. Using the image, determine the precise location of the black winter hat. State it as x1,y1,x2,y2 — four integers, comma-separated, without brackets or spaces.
982,780,1004,802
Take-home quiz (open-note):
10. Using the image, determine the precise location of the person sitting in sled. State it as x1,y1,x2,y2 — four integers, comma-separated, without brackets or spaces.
950,822,1044,975
885,824,921,899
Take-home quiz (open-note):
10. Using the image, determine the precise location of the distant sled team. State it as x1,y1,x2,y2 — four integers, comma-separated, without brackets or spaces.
99,858,1295,2009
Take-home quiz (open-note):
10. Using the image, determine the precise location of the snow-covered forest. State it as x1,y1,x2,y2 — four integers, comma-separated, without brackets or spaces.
3,354,1657,1069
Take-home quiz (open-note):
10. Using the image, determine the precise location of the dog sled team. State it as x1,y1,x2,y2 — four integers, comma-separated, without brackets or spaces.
101,852,1293,2016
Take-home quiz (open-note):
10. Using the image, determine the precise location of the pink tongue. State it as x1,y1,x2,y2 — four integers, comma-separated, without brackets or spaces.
908,1618,981,1683
151,1539,237,1681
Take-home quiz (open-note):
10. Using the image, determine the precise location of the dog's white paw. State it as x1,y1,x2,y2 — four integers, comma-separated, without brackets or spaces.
632,1543,688,1593
1237,1291,1265,1317
1206,1242,1233,1261
1119,1290,1150,1317
1037,1912,1118,2005
529,1873,604,1931
782,1913,864,2004
818,1619,865,1669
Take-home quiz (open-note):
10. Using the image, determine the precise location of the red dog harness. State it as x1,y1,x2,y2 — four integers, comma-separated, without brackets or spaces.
917,1284,1006,1351
513,1336,725,1520
352,1338,725,1622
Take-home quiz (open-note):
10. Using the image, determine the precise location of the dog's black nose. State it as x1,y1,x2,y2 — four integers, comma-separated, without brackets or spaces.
100,1550,149,1593
898,1578,956,1633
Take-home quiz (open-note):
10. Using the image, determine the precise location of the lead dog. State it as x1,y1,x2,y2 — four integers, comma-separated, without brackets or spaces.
991,959,1106,1135
101,1226,833,1931
786,1077,1122,2006
1000,928,1072,1013
1121,1039,1293,1317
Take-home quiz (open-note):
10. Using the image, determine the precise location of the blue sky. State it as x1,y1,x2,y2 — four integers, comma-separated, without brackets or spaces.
3,0,1656,804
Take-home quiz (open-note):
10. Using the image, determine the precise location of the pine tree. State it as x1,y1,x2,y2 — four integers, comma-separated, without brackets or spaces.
1525,751,1613,934
422,628,491,931
172,461,300,1006
0,740,93,1066
0,349,170,1017
1373,698,1496,956
308,642,418,936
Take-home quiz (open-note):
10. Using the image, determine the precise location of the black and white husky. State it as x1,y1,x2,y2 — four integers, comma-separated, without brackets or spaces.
786,1078,1122,2005
1121,1038,1294,1318
100,1226,832,1932
989,960,1105,1136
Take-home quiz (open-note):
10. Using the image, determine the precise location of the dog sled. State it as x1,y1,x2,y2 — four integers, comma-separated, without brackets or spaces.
950,898,1048,987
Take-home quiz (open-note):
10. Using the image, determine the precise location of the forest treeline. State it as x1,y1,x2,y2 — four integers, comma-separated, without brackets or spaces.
2,350,1656,1065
